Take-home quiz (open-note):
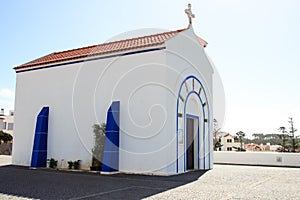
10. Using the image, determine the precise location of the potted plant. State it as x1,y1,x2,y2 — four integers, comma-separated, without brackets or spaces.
49,158,58,169
90,123,106,171
73,160,81,170
67,161,73,169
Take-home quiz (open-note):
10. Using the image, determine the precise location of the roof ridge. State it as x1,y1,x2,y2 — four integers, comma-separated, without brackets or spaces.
101,28,186,45
51,28,185,56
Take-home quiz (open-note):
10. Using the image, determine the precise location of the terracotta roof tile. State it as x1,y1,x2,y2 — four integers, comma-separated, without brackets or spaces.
15,28,207,70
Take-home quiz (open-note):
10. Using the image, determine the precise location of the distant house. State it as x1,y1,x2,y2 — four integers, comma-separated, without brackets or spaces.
269,144,282,152
244,143,282,152
0,108,14,136
215,132,242,151
244,143,264,151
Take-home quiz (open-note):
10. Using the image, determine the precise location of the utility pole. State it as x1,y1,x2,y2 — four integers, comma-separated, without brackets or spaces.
288,117,296,152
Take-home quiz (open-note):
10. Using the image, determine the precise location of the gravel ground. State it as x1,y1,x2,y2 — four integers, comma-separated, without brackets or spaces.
0,156,299,200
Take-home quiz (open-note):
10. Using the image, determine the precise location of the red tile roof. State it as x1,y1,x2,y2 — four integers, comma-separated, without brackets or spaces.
15,29,207,70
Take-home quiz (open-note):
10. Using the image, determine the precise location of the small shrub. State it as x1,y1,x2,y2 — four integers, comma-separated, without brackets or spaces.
67,161,73,169
91,123,106,171
73,160,81,170
49,158,58,169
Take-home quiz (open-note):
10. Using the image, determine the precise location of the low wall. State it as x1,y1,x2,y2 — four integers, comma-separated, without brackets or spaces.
0,155,12,166
214,151,300,167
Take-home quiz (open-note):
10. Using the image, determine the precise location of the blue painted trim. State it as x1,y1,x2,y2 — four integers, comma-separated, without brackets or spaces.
176,75,211,173
186,114,198,119
102,101,120,172
16,47,166,73
31,107,49,168
207,99,211,169
197,117,200,169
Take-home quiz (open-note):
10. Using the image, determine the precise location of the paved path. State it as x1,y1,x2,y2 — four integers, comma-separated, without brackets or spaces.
146,165,300,200
0,156,299,199
0,165,205,200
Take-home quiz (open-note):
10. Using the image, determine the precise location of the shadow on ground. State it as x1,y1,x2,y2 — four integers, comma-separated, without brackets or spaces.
0,165,207,200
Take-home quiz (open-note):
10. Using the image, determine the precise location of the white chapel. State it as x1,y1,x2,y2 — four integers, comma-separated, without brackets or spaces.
12,4,214,175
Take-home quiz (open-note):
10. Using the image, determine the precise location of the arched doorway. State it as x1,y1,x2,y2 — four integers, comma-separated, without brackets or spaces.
176,75,211,173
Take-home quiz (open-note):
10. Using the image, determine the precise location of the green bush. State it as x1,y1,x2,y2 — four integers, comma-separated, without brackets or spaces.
49,158,58,168
67,161,73,169
73,160,81,169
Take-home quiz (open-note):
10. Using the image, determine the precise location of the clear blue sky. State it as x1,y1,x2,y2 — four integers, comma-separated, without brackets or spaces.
1,0,299,136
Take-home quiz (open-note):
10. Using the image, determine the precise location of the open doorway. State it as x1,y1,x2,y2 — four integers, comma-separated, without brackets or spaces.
186,115,199,171
186,117,194,170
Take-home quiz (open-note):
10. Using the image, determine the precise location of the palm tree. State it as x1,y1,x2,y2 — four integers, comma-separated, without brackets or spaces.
236,131,246,151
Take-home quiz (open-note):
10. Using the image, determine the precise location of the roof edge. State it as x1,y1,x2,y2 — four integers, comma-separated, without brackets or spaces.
14,28,186,70
15,45,166,73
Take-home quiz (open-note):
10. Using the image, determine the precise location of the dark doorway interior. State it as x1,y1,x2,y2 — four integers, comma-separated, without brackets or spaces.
186,117,194,170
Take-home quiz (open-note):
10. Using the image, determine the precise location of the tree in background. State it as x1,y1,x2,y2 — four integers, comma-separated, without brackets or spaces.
251,133,265,145
0,130,13,144
278,118,299,152
288,118,298,152
278,126,288,152
213,119,223,151
236,131,246,151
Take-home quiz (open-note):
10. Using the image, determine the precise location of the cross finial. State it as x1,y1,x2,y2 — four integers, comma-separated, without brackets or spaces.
185,3,195,28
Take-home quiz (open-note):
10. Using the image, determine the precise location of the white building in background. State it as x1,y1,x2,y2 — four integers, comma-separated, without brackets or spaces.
215,132,242,151
0,108,14,136
12,5,215,175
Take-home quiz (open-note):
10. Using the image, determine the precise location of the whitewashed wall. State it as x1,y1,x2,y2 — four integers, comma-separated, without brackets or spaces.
13,49,172,172
214,151,300,167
